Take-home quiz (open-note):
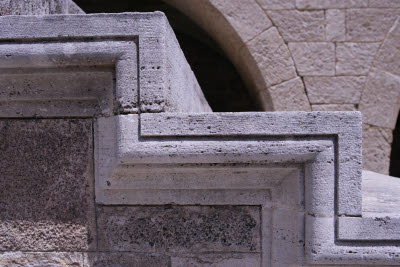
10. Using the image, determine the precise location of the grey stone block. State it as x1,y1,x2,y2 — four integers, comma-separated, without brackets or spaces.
0,252,84,267
0,119,96,251
83,252,170,267
171,253,260,267
97,206,260,253
0,0,84,15
0,13,211,115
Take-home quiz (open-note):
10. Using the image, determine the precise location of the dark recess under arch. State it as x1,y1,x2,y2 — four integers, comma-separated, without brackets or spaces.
74,0,259,112
390,112,400,178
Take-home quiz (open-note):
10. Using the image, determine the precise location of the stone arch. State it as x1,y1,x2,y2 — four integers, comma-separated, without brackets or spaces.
359,16,400,175
163,0,311,111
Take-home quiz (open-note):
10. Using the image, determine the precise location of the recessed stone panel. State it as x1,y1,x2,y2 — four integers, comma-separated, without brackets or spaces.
97,205,260,253
83,252,170,267
0,119,95,251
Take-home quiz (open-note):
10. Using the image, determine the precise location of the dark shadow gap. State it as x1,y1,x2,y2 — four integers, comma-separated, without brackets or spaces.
390,111,400,178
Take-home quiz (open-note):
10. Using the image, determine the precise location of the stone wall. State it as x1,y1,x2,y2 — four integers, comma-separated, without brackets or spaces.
164,0,400,175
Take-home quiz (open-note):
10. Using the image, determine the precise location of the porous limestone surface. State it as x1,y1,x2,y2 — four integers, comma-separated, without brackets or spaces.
0,13,211,115
0,119,96,251
0,0,84,15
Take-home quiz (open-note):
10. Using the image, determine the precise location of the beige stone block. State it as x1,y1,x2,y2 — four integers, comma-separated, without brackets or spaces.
346,8,400,41
360,68,400,129
326,9,345,41
296,0,368,9
312,104,356,111
375,17,400,76
0,252,83,266
171,253,260,267
257,0,295,10
336,42,380,75
369,0,400,7
288,42,335,76
268,10,325,42
240,27,297,89
363,124,393,175
304,76,366,104
266,77,311,111
209,0,272,43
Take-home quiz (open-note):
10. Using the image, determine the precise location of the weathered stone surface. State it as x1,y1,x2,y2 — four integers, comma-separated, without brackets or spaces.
0,119,95,251
326,9,345,41
0,252,83,267
266,76,311,111
336,42,380,75
0,0,84,15
296,0,368,9
171,253,260,267
268,10,325,42
240,27,296,88
257,0,295,10
288,42,335,76
346,8,400,41
304,76,366,104
369,0,400,7
83,253,170,267
360,68,400,129
312,104,356,111
375,17,400,76
209,0,272,43
97,205,260,253
362,124,393,175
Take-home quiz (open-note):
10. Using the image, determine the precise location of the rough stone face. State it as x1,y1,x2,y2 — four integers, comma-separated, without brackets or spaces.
268,10,325,42
288,42,335,76
296,0,368,9
304,76,366,104
363,124,393,175
240,27,297,88
0,119,96,251
369,0,400,7
326,9,345,41
83,253,170,267
346,8,400,41
257,0,295,10
312,104,356,111
336,42,380,75
0,252,83,267
374,17,400,76
267,76,311,111
97,205,260,253
171,253,260,267
360,68,400,129
0,0,84,15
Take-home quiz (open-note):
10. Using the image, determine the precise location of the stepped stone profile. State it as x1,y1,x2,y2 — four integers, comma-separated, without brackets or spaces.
0,2,400,267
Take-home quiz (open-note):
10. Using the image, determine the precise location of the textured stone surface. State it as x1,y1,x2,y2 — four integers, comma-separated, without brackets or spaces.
362,124,393,175
0,0,84,15
326,9,345,41
296,0,368,9
268,10,325,42
289,42,335,76
257,0,295,10
336,42,380,75
97,206,260,253
0,119,95,251
0,252,83,267
267,77,311,111
240,27,296,88
375,17,400,76
369,0,400,7
171,253,260,267
346,8,400,41
312,104,356,111
304,76,366,104
209,0,272,43
360,68,400,129
83,253,170,267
